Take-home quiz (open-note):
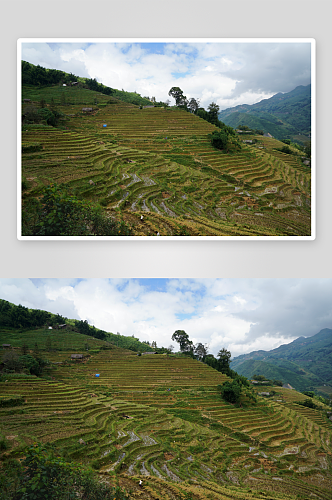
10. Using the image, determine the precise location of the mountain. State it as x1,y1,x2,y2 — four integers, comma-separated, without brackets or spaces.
1,312,332,499
231,328,332,395
21,63,312,237
219,84,311,143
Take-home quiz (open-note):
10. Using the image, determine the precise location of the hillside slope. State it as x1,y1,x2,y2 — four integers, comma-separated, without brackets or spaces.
1,327,332,500
218,85,311,143
231,328,332,394
21,82,311,237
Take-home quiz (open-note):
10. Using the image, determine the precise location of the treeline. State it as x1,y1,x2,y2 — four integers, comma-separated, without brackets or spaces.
168,87,240,152
22,61,79,86
84,77,115,96
0,300,66,329
74,319,107,341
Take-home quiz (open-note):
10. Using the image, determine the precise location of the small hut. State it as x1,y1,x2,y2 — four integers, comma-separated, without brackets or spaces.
71,354,84,361
2,344,11,349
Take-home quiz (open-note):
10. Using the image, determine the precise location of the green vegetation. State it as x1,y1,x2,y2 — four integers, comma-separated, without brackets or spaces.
20,64,312,237
219,84,311,144
231,328,332,397
0,443,130,499
0,309,332,500
22,183,132,236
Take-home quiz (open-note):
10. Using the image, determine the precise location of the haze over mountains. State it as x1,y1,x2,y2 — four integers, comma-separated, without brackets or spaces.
231,328,332,396
219,84,311,144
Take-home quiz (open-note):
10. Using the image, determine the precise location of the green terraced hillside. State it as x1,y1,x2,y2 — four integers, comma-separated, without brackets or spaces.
1,328,331,500
20,84,312,237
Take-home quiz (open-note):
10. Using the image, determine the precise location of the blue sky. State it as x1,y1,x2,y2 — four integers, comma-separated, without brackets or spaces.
20,40,312,110
0,279,330,358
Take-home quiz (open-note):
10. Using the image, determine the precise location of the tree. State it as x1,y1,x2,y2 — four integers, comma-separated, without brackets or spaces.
218,380,242,404
194,342,208,360
209,129,229,151
171,330,193,354
2,351,22,372
217,348,231,373
168,87,187,107
187,97,200,114
207,102,220,126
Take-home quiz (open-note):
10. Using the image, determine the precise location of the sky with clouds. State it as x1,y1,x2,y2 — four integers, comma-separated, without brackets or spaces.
0,279,330,359
20,39,312,110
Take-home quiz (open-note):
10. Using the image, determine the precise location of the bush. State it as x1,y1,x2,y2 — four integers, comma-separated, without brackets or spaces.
21,142,42,153
0,444,130,500
0,396,25,408
209,129,229,151
22,183,133,237
296,398,318,409
218,380,242,404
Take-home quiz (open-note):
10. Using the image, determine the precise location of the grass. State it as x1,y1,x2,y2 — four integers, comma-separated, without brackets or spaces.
1,327,331,499
21,85,311,237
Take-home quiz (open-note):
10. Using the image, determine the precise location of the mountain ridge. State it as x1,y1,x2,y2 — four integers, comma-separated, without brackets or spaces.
219,84,311,143
231,328,332,395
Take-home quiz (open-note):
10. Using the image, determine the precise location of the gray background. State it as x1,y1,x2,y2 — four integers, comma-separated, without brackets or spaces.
1,0,330,278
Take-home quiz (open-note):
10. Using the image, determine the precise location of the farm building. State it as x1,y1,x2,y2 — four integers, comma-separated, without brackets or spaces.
2,344,11,349
71,354,84,361
82,107,93,113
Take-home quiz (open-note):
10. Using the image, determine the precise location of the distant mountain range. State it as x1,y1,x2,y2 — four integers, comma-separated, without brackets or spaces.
219,84,311,144
231,328,332,396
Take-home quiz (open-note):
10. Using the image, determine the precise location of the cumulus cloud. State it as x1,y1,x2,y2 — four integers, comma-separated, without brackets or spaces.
0,279,330,359
20,40,311,110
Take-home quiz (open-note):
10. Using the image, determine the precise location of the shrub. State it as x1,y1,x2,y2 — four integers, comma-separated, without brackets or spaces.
296,398,318,409
22,183,133,237
21,142,42,153
0,444,130,500
209,129,229,151
218,380,242,404
0,396,25,408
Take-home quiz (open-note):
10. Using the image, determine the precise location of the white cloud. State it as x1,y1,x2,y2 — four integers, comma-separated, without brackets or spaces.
21,41,311,110
0,279,329,359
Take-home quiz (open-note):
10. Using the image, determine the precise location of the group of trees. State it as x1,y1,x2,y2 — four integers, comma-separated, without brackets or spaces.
0,299,66,330
168,87,240,152
22,183,133,237
74,320,108,341
171,330,257,405
1,343,49,377
23,101,66,127
171,330,232,370
84,77,115,96
22,61,79,86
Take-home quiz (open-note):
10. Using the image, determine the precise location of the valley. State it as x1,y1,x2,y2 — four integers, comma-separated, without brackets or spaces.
1,322,331,500
21,80,312,237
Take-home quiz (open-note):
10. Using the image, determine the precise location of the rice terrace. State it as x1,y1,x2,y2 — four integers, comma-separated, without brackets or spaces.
19,42,313,238
1,301,331,499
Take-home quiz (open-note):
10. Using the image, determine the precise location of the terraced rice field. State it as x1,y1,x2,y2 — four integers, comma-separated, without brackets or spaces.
21,87,312,237
1,340,331,499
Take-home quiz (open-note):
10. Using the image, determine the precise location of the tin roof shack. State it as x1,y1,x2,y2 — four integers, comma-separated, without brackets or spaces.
2,344,11,349
71,353,84,362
